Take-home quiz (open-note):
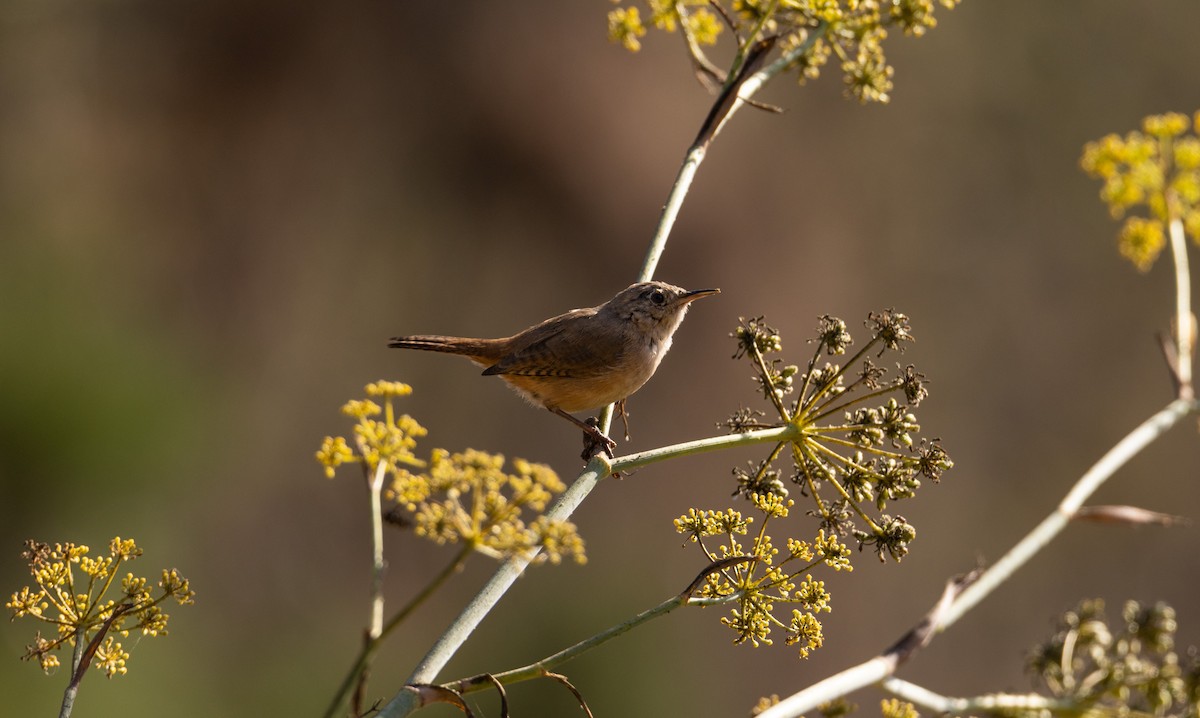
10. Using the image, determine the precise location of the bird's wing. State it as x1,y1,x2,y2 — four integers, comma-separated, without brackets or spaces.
482,308,623,378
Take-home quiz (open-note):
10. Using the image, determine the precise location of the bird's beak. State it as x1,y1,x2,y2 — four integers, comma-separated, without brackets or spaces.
680,288,720,305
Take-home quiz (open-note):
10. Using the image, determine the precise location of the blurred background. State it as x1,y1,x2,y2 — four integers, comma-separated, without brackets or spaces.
3,1,1200,715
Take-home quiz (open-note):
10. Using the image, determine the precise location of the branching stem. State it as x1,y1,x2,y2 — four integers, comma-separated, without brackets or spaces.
372,21,863,718
755,396,1199,718
799,440,880,532
324,545,471,718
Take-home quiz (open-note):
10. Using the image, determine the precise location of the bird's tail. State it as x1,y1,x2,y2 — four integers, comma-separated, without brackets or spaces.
387,335,504,365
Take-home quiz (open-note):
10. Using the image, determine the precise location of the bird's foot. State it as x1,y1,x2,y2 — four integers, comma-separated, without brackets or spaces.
581,417,617,462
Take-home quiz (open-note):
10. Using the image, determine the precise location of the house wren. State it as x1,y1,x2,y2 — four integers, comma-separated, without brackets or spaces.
388,281,719,456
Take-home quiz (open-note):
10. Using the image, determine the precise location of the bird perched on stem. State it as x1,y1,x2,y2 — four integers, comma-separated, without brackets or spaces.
388,281,719,458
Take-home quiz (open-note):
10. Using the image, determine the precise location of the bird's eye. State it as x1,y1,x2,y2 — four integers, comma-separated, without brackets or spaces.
650,290,666,305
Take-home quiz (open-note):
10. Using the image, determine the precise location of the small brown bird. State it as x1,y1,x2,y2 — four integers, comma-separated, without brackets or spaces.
388,281,719,456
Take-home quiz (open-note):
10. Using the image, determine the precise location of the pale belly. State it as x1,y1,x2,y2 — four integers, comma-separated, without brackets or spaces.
499,340,668,413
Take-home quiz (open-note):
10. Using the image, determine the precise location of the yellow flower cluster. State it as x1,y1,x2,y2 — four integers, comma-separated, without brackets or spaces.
316,383,428,479
880,699,920,718
1082,111,1200,271
676,493,840,658
397,449,586,565
606,0,961,104
6,537,194,676
608,0,722,52
318,382,586,565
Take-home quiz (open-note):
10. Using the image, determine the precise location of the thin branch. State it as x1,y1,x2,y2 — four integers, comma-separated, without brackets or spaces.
611,424,798,474
882,570,980,665
542,672,594,718
442,558,751,696
402,684,476,717
1158,330,1183,395
447,594,687,696
880,677,1076,714
707,22,827,144
748,342,793,421
677,3,725,91
483,674,508,718
939,397,1196,629
691,36,777,151
637,22,827,286
368,459,388,640
341,454,390,715
324,545,471,718
1167,216,1194,399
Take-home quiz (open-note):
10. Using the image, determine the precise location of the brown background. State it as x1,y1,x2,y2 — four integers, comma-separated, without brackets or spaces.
3,1,1200,716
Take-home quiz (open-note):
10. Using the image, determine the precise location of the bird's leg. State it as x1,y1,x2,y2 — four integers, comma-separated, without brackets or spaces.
614,398,631,441
548,407,616,459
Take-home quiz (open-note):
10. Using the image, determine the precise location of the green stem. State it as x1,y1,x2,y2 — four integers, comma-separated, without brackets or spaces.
814,433,907,461
744,440,790,493
807,380,901,426
794,339,830,419
610,424,798,474
751,344,793,421
789,441,830,519
804,439,881,532
92,555,123,619
798,336,881,416
41,581,72,618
